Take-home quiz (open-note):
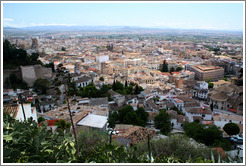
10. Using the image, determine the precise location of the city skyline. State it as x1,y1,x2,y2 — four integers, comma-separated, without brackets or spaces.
2,2,244,31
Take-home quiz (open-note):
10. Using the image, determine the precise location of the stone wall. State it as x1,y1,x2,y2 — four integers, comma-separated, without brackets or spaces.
20,66,36,87
21,65,53,87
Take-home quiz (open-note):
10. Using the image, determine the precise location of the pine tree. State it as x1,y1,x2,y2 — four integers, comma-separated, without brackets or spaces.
112,79,116,91
125,80,128,87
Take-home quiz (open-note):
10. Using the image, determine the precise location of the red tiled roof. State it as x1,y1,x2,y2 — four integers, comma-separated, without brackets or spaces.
3,104,20,118
39,119,61,127
228,108,237,113
89,68,96,71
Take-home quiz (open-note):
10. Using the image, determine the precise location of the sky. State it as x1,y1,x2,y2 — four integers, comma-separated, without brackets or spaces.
2,2,244,31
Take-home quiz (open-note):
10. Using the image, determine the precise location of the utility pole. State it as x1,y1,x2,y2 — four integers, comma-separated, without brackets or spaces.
64,76,80,156
18,93,26,121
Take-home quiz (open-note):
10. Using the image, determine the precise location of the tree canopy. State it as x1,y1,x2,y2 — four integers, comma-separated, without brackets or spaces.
183,121,232,150
154,109,172,135
161,60,168,72
223,123,240,136
3,39,43,69
108,105,148,128
33,78,50,95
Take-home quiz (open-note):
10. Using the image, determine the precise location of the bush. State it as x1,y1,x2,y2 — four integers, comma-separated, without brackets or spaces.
134,135,213,162
3,113,77,163
78,129,107,158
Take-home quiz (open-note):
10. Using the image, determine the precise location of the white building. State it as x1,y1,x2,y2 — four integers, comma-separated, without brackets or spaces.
76,114,108,131
74,76,93,88
4,103,38,122
96,55,109,63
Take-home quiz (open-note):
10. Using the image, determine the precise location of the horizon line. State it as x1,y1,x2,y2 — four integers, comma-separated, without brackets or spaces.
3,25,243,32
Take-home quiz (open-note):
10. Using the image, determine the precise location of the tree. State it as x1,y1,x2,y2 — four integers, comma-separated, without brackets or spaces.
99,84,109,95
125,80,128,87
170,67,175,73
208,82,214,89
154,109,172,135
112,80,116,91
61,47,66,51
206,78,211,83
176,67,183,72
135,107,149,126
108,105,148,127
38,117,46,123
99,76,104,81
223,123,240,137
134,84,139,94
33,78,50,95
8,73,28,90
183,122,227,147
45,62,55,72
161,60,168,72
3,39,43,69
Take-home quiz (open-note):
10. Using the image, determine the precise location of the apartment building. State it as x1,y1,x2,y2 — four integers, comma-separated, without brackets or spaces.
187,65,224,81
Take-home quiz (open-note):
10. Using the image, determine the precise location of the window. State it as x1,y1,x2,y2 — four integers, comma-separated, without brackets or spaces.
229,120,232,122
202,114,205,117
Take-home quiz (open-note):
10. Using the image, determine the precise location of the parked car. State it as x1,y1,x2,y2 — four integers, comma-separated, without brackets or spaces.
230,136,243,144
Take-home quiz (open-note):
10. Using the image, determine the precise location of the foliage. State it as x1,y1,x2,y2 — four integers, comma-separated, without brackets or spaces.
3,113,239,163
99,76,104,81
61,47,66,51
54,119,71,131
108,105,148,128
183,121,232,151
5,73,29,90
37,117,46,123
206,78,211,83
3,39,43,69
208,82,214,89
169,67,175,73
67,81,78,96
77,129,107,158
134,135,213,163
154,109,172,135
44,62,55,72
223,123,240,136
161,60,168,72
3,112,77,163
33,78,50,95
176,66,183,71
112,80,143,95
78,83,100,98
171,106,184,115
223,77,228,81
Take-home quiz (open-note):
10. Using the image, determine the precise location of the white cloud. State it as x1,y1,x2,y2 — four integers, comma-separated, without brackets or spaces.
3,18,14,22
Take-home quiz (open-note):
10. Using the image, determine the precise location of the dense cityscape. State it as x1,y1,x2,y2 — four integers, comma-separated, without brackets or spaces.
2,2,244,164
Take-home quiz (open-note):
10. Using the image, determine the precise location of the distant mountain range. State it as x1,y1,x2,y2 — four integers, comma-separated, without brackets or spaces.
3,25,243,34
